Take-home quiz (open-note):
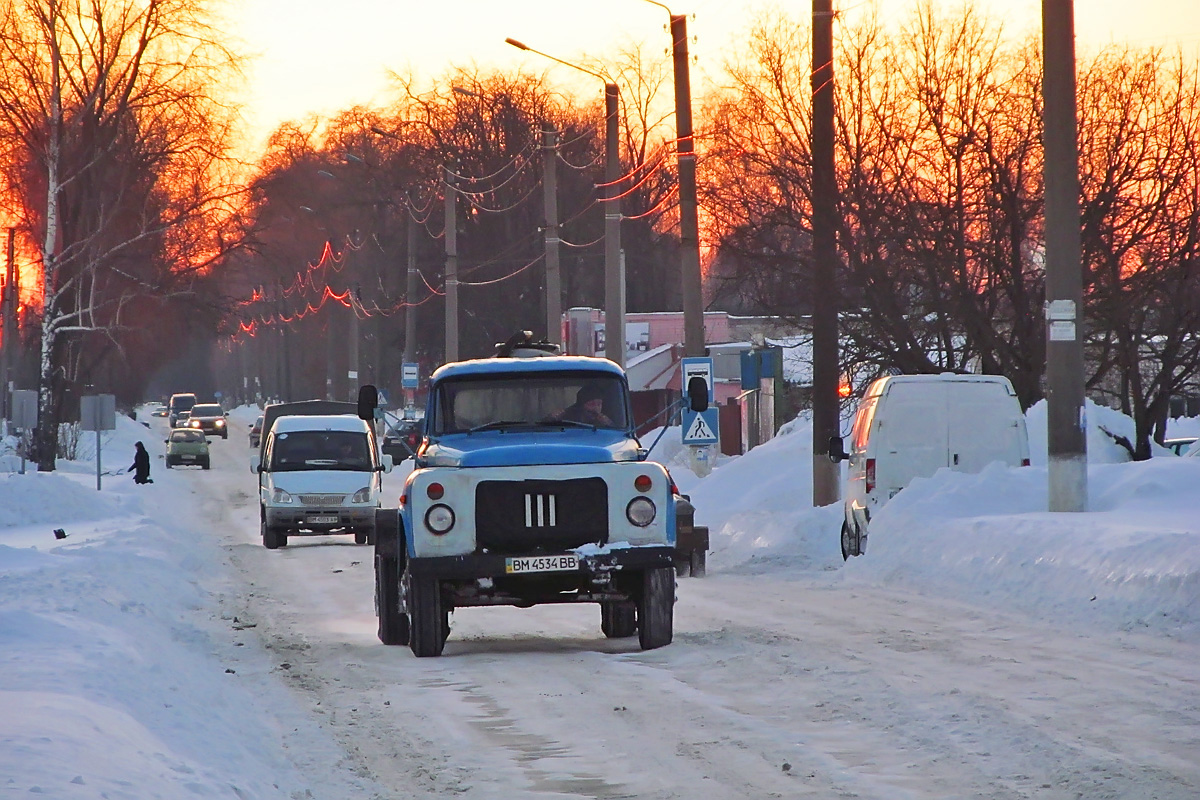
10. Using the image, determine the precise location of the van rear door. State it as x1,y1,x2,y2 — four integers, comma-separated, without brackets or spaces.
947,380,1026,472
874,382,948,500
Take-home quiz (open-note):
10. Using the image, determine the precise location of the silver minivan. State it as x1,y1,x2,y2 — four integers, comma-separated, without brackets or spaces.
830,374,1030,560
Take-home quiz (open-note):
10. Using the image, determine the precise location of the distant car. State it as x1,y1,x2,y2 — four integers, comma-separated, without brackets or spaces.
187,403,228,439
168,393,197,427
249,415,264,448
165,428,210,469
175,410,191,425
382,418,423,460
1171,437,1200,456
150,404,169,418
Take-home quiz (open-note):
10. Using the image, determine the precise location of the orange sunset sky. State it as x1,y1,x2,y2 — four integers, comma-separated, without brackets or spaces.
226,0,1200,158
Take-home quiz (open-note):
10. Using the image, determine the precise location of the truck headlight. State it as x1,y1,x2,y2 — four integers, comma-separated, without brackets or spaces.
424,504,455,534
351,487,372,503
271,488,293,504
626,497,656,527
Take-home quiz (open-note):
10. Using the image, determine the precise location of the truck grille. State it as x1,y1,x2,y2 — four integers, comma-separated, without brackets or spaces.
475,478,608,554
298,494,345,506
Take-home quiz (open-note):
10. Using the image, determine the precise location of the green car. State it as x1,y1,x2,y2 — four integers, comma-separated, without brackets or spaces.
165,428,211,469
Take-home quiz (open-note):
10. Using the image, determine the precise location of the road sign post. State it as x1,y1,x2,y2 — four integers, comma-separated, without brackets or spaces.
680,357,719,476
80,394,116,491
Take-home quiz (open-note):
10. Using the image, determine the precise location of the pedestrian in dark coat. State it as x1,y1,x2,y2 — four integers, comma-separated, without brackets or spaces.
129,441,152,484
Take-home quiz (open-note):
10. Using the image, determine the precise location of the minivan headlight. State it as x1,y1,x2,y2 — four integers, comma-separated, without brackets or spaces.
271,488,293,504
351,487,372,503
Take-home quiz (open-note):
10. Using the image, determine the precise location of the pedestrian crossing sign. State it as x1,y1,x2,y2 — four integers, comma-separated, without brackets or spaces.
681,407,719,445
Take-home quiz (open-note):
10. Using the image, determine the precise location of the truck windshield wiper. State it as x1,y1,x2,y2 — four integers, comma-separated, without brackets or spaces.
467,420,540,434
547,419,598,430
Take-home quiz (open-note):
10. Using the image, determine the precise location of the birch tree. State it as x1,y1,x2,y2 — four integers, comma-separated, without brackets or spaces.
0,0,241,469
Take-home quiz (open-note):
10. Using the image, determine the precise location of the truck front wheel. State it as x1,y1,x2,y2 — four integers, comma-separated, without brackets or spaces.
637,568,674,650
408,574,448,657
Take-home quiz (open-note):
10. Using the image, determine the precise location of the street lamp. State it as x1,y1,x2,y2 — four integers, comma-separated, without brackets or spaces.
505,37,625,367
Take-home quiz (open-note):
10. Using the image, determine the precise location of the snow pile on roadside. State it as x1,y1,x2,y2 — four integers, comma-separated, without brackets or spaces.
846,457,1200,638
0,410,371,798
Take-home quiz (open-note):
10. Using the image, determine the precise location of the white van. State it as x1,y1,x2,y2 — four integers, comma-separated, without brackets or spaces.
830,374,1030,560
252,414,392,550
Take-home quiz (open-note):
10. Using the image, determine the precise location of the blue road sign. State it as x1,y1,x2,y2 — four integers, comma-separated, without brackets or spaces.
681,407,720,445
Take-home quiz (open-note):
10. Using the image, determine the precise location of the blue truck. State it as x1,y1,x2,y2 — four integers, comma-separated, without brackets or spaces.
362,343,707,657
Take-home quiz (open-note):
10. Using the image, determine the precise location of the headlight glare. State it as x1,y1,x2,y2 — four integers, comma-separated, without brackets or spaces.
626,497,656,527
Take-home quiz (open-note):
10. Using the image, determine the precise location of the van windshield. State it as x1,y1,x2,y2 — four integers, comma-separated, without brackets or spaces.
170,395,196,411
269,431,372,471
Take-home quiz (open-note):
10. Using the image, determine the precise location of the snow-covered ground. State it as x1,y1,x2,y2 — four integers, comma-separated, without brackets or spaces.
1,401,1197,798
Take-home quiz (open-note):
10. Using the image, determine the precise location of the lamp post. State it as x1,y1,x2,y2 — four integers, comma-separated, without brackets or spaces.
642,1,705,359
506,38,625,367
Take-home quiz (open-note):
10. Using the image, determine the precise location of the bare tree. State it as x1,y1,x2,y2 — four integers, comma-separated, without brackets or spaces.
0,0,242,469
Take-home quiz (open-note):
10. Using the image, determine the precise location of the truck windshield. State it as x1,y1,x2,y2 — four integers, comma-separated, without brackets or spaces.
432,373,629,434
269,430,372,471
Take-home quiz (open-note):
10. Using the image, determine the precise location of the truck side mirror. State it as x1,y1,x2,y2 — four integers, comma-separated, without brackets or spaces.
357,384,379,421
686,376,709,412
828,435,848,463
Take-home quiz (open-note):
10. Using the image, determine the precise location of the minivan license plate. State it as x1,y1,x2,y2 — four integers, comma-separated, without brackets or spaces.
308,515,338,524
505,554,579,574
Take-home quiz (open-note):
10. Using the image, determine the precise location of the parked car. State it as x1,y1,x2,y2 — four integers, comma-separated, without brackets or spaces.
165,428,210,469
830,373,1030,561
187,403,228,439
249,415,264,448
1164,437,1198,456
381,418,423,460
168,393,196,427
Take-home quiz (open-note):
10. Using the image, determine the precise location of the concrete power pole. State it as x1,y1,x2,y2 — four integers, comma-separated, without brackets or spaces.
403,201,420,369
1042,0,1088,511
543,124,562,345
810,0,841,507
348,283,360,401
603,83,625,368
444,162,459,363
668,13,706,359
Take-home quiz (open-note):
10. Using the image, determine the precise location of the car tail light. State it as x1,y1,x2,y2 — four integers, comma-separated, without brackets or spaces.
406,433,419,449
865,458,876,493
427,482,444,500
634,474,653,493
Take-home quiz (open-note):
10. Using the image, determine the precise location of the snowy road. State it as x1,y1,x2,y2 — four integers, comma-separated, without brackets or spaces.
186,417,1199,800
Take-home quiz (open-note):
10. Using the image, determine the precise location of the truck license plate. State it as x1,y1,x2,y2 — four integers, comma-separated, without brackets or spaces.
308,515,338,524
505,554,579,574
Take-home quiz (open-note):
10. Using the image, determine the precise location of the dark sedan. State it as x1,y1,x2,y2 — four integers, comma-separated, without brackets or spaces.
382,419,423,460
187,403,229,439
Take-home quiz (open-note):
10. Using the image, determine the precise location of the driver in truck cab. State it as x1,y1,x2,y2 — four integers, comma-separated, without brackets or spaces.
553,383,615,427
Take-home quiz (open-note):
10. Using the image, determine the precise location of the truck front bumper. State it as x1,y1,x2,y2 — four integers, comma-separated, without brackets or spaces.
407,545,675,580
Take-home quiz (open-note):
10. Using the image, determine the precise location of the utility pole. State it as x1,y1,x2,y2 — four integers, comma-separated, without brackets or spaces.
444,162,459,363
603,82,625,368
1,228,15,425
811,0,841,507
348,283,360,401
542,123,562,345
1042,0,1088,511
667,12,706,358
404,200,420,370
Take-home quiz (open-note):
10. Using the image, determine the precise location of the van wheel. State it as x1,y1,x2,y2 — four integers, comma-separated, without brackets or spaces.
601,601,637,638
841,520,863,560
262,521,285,550
408,574,447,657
637,568,674,650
